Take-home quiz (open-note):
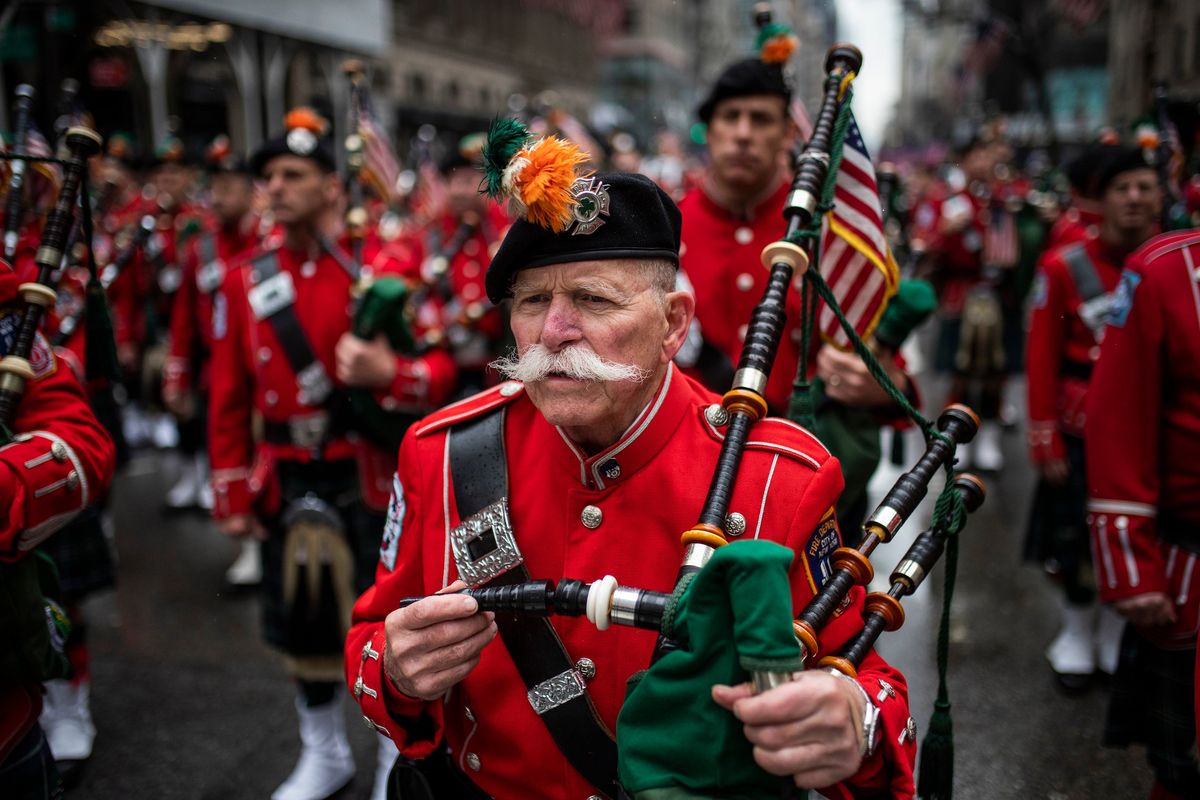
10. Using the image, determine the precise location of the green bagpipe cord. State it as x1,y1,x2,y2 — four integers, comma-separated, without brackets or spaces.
780,90,968,799
349,276,419,451
617,541,805,799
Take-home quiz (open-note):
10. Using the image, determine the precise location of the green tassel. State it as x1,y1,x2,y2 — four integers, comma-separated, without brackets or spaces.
482,117,532,198
754,22,792,51
83,276,120,385
917,699,954,800
786,380,817,432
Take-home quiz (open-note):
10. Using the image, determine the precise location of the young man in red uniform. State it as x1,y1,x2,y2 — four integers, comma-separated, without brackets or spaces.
1025,146,1161,692
163,136,261,514
348,172,916,799
1086,228,1200,799
165,135,262,589
0,266,117,797
208,111,456,800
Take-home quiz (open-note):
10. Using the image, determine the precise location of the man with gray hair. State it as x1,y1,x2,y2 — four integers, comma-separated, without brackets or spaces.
347,171,917,798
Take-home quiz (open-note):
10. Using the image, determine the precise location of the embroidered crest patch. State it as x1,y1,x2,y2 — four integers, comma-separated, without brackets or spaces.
802,507,841,594
379,473,406,571
1108,269,1142,328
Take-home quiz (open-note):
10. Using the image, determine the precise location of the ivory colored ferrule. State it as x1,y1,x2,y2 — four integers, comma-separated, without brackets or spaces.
35,246,62,270
760,240,810,274
0,356,34,381
751,671,792,694
18,283,56,307
732,367,769,396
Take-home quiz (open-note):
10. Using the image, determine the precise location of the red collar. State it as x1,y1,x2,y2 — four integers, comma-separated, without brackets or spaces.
539,363,693,491
695,177,791,224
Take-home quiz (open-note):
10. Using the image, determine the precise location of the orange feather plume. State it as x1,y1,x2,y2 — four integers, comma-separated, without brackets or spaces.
285,107,328,135
513,137,588,232
760,33,797,64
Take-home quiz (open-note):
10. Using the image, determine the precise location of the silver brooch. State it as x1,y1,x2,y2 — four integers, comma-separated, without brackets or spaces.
570,177,611,236
286,128,317,156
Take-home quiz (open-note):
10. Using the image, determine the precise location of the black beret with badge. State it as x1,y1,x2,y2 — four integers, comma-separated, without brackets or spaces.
249,107,337,176
480,117,682,304
1094,143,1157,195
696,24,797,124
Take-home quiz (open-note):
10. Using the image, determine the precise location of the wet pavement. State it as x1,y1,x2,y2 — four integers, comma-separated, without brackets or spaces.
67,377,1151,800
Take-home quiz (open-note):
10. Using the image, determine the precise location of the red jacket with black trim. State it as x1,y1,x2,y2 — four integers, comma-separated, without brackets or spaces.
347,365,916,799
207,232,457,518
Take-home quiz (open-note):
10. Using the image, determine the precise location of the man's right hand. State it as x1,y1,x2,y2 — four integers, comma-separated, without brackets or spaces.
383,581,498,701
1113,592,1177,628
218,513,266,540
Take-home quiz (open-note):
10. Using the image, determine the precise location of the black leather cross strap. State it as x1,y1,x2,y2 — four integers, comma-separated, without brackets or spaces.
448,409,620,798
1062,243,1105,302
250,250,329,400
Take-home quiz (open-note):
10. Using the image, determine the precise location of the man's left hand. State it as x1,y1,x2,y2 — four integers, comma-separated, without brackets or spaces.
817,344,908,409
335,332,397,389
712,670,865,789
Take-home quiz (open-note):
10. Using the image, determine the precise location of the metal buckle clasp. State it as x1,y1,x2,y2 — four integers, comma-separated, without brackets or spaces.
449,498,522,587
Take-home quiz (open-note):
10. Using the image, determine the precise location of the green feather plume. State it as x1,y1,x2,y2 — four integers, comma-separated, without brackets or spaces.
482,117,532,198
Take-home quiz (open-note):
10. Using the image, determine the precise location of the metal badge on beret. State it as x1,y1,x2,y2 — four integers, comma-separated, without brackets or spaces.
286,127,318,156
570,176,611,236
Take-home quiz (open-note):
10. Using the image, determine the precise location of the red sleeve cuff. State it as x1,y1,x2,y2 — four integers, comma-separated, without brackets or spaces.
352,627,444,759
210,468,251,519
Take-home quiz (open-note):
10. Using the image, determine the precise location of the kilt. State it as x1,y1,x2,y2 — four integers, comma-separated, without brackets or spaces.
1023,434,1093,603
260,458,384,657
1104,625,1200,795
37,504,115,602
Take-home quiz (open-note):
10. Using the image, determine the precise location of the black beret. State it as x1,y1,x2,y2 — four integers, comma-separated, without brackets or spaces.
697,58,790,123
485,171,681,304
204,135,251,176
250,127,336,176
1094,145,1157,194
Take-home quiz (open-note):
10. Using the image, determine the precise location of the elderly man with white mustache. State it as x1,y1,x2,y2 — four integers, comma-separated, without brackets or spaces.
346,170,916,800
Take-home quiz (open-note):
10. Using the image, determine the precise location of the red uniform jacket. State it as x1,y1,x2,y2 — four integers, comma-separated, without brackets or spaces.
679,181,914,421
0,269,117,763
347,366,916,799
680,181,808,412
163,216,260,398
1086,229,1200,648
207,234,457,518
911,187,986,316
1025,234,1124,463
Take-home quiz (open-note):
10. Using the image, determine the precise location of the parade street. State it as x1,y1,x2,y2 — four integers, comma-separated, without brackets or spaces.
65,376,1150,800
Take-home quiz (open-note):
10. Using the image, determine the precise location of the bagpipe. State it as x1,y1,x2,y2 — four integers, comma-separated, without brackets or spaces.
400,26,983,799
330,59,424,450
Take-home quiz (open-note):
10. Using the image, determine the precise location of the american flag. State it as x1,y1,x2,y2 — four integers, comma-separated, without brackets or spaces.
816,113,899,347
983,205,1018,268
357,92,400,204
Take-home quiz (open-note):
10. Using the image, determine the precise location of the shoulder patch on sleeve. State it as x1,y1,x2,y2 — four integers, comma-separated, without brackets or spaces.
802,507,841,594
415,382,525,437
1108,269,1142,328
29,333,57,380
379,472,405,571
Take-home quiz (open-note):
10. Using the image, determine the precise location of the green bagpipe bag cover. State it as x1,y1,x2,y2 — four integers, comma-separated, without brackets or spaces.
617,540,804,799
349,277,419,450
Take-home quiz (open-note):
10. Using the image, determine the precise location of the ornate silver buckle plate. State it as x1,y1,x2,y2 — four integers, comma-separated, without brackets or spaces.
449,497,522,587
527,668,587,716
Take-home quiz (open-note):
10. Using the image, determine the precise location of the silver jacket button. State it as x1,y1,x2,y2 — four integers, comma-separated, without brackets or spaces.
465,752,481,772
725,512,747,536
580,505,603,529
705,404,729,427
575,657,596,680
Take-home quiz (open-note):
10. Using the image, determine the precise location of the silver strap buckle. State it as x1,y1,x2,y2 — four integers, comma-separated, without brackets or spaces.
450,498,523,587
296,362,333,406
527,668,587,716
287,412,331,450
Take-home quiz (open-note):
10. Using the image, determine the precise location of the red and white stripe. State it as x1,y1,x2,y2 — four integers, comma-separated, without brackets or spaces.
816,113,898,347
983,206,1018,268
358,100,400,203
